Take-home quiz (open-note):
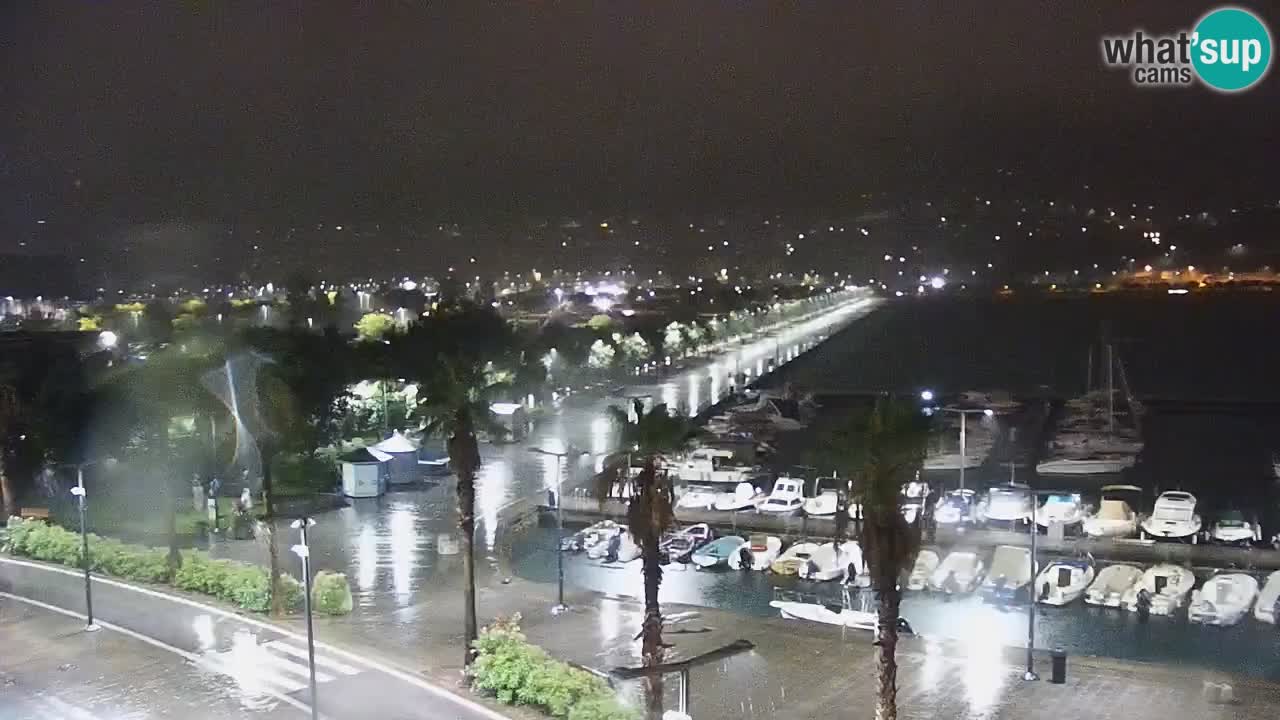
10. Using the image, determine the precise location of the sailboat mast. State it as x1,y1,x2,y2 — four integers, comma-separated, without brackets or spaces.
1106,342,1115,435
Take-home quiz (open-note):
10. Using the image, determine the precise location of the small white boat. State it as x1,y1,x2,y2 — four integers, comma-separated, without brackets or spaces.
1189,573,1259,626
1140,491,1202,543
676,483,720,511
797,541,863,582
976,486,1032,526
1084,565,1144,607
803,477,845,516
561,520,621,552
928,550,985,594
980,545,1034,603
769,541,821,576
659,524,714,564
1036,493,1085,527
690,536,748,569
730,534,781,571
713,482,767,511
757,476,805,515
769,600,913,635
1120,564,1196,616
1208,510,1260,546
586,528,641,563
1082,485,1141,539
907,549,940,591
1035,560,1095,606
1253,570,1280,624
933,489,976,526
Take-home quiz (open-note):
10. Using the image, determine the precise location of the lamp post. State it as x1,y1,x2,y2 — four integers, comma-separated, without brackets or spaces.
528,445,588,614
934,402,995,491
290,517,320,719
1025,473,1039,682
65,460,109,632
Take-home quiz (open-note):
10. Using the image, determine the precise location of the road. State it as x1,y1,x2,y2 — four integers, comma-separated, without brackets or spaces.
0,557,509,720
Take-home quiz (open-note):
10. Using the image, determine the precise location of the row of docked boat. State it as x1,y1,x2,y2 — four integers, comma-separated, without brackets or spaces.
909,546,1280,626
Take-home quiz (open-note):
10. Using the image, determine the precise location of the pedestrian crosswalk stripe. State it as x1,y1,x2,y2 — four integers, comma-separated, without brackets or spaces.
199,653,309,695
263,639,361,676
257,644,336,683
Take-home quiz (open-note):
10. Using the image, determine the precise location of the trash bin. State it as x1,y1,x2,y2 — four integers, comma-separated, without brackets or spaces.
1050,650,1067,684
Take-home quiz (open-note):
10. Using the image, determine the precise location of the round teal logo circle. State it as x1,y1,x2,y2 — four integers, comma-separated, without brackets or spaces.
1192,7,1272,92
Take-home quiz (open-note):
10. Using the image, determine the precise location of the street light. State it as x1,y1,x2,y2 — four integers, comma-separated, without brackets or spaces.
528,445,589,615
937,404,997,491
97,330,118,349
290,517,320,720
65,461,109,632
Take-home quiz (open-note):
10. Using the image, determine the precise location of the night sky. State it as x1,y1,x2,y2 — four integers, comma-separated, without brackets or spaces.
2,1,1277,244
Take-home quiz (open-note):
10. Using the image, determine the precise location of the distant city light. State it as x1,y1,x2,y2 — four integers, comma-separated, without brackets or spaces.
920,390,935,402
929,276,945,290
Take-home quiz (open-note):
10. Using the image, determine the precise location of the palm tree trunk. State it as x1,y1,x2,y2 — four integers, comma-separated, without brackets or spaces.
875,584,902,720
1,461,15,520
263,453,284,617
458,466,478,667
641,531,665,719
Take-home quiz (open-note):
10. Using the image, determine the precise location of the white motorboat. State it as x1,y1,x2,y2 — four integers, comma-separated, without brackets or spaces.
1208,510,1260,546
712,481,767,511
561,520,621,553
1084,565,1143,607
907,549,940,591
770,599,914,636
676,483,720,511
769,541,821,576
798,541,864,582
928,550,986,594
1036,493,1085,528
980,545,1034,603
933,489,977,526
803,477,845,516
1253,570,1280,624
1120,564,1196,616
676,447,761,485
757,476,805,515
586,528,641,563
729,534,781,571
1035,453,1136,475
1188,573,1259,626
976,486,1032,526
1140,491,1201,543
690,536,747,569
1035,560,1095,606
1081,485,1141,539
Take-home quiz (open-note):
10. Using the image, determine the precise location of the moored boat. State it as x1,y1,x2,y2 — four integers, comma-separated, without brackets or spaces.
691,535,748,569
1084,564,1143,607
1035,559,1095,606
928,550,985,594
1120,564,1196,616
1189,573,1259,626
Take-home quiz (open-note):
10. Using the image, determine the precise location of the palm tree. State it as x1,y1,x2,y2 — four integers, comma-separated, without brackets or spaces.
598,401,691,719
415,359,505,667
818,396,929,720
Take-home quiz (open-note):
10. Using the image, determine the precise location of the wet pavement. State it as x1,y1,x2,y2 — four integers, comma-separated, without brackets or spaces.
0,595,303,720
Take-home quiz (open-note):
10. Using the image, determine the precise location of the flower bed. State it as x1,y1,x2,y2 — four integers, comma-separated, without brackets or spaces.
471,615,637,720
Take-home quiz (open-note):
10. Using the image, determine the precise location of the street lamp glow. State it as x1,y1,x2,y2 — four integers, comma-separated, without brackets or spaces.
929,276,946,290
983,408,995,417
98,330,118,349
920,390,935,402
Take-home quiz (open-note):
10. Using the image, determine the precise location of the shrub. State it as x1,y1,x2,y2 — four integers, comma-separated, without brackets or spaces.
311,571,354,615
471,616,638,720
2,519,327,614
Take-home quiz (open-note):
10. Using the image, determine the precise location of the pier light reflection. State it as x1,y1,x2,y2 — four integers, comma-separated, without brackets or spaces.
591,416,610,470
687,375,700,417
961,607,1010,714
476,458,512,551
661,382,678,411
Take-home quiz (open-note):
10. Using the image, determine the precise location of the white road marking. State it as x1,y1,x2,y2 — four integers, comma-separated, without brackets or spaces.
254,642,336,683
264,639,360,676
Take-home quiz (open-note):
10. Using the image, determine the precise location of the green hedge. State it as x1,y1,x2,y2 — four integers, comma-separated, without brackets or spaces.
312,571,354,615
472,615,637,720
3,518,329,615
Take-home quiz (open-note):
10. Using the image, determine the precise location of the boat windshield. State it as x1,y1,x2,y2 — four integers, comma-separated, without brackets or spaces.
1218,511,1246,526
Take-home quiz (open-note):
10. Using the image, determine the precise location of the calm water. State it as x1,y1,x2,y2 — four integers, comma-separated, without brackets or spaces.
515,294,1280,680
